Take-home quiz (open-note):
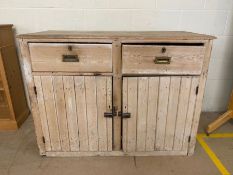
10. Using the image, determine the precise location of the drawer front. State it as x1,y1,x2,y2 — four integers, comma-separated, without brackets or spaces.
122,45,205,75
29,43,112,72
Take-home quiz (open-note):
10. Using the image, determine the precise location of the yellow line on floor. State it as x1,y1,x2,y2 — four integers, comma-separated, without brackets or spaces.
197,134,231,175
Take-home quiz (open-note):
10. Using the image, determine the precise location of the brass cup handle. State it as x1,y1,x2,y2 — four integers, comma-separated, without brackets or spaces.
154,56,171,64
62,55,79,62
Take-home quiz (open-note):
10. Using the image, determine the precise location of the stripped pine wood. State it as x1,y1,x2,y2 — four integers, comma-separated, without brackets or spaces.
145,77,159,151
155,77,170,150
41,76,61,151
164,77,181,151
173,77,192,151
136,77,149,151
96,77,108,151
126,77,138,152
182,77,199,151
53,76,70,151
63,76,79,151
85,76,99,151
106,77,113,151
33,76,51,151
74,76,89,151
122,78,128,152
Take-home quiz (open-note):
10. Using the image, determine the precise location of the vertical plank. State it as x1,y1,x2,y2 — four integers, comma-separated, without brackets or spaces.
146,77,159,151
106,77,113,151
173,77,192,151
53,76,70,151
155,77,170,150
74,76,89,151
85,76,99,151
41,76,61,151
122,78,128,152
112,41,122,150
164,77,181,151
63,76,79,151
34,76,51,151
127,77,138,152
182,77,199,151
96,77,108,151
136,77,149,151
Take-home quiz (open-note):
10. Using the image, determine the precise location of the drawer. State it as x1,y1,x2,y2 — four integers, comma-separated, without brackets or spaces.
29,43,112,72
122,44,205,75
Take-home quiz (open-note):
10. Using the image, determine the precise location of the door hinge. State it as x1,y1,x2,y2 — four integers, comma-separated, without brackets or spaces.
42,136,45,143
195,86,199,95
188,136,191,143
33,86,37,96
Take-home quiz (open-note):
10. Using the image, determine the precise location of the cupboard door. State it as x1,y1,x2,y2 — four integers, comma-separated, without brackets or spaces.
122,76,199,153
34,76,113,152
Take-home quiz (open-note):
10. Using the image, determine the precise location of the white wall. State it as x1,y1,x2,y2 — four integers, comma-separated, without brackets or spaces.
0,0,233,111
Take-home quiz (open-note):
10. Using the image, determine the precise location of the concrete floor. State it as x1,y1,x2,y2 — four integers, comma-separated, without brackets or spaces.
0,112,232,175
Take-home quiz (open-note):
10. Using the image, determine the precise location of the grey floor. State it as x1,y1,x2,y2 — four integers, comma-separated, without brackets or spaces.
0,112,232,175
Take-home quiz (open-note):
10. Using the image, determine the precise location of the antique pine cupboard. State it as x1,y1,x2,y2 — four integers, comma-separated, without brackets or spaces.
17,31,215,156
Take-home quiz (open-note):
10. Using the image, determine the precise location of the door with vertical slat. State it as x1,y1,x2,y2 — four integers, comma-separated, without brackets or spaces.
122,76,199,153
34,75,113,152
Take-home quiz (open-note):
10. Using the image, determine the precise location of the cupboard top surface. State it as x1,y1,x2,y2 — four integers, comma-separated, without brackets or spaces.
17,31,216,40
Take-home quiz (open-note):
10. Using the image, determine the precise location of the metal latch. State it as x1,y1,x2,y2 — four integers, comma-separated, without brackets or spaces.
104,106,117,118
118,111,131,118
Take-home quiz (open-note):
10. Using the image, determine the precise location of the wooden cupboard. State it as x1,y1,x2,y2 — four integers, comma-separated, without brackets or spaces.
17,31,215,156
0,24,29,130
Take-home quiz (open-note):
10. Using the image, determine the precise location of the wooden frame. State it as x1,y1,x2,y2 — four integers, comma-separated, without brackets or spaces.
17,31,215,156
0,24,29,130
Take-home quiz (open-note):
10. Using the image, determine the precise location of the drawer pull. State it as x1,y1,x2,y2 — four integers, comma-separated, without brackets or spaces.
154,56,171,64
62,55,79,62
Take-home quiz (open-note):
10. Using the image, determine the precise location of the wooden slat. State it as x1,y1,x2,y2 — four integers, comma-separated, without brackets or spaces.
85,76,99,151
106,77,113,151
41,76,61,151
126,77,138,152
53,76,70,151
164,77,181,151
173,77,192,151
63,76,79,151
122,78,128,152
155,77,170,150
34,76,51,151
145,77,159,151
96,77,108,151
182,77,199,151
74,76,89,151
136,77,149,151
